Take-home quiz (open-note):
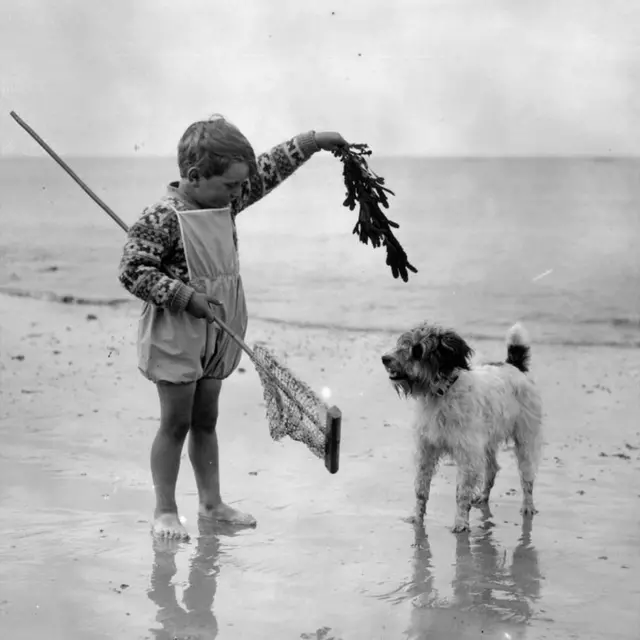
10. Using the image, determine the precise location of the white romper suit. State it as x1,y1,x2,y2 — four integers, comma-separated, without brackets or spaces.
137,197,247,384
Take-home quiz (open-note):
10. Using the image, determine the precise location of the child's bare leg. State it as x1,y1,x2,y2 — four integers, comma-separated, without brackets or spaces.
189,378,256,527
151,381,196,539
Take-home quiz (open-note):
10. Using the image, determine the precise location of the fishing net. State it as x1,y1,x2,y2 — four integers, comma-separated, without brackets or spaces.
249,344,333,461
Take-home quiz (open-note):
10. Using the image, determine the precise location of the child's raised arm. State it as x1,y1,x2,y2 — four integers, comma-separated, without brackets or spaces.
118,204,195,312
232,131,320,215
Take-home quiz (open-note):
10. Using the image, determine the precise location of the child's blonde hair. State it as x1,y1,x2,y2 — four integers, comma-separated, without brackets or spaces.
178,114,257,179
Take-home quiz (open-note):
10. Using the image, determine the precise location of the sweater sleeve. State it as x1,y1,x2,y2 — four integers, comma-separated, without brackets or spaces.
118,203,195,312
232,130,321,216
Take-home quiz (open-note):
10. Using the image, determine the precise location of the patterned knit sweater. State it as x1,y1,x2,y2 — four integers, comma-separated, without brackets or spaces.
118,131,320,312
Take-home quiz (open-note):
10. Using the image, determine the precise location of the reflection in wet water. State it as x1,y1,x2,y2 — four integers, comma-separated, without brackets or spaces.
380,507,543,639
147,519,237,640
410,508,541,639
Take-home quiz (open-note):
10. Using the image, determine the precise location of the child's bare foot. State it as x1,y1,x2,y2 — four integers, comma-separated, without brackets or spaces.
199,503,256,527
152,512,190,540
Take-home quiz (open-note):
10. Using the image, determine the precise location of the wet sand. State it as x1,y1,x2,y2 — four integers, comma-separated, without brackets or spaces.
1,294,639,640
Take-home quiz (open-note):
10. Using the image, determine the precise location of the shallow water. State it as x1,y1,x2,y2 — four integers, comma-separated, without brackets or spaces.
1,416,638,640
1,306,639,639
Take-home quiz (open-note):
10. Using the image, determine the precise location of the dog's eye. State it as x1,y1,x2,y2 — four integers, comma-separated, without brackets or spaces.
411,343,424,360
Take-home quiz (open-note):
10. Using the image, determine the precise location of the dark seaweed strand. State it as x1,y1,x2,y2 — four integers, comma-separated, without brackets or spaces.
331,144,418,282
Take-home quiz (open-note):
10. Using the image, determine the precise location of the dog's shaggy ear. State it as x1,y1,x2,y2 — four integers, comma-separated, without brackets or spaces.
438,331,473,372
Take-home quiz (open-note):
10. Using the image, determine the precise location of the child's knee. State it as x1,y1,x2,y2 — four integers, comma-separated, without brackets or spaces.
159,416,191,441
156,380,197,440
190,412,218,434
190,378,222,432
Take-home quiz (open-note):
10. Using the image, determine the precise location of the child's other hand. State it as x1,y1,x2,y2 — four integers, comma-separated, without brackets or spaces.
314,131,349,152
186,292,224,323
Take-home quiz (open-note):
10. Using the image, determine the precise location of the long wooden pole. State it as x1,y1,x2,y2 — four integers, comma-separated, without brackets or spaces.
10,111,129,232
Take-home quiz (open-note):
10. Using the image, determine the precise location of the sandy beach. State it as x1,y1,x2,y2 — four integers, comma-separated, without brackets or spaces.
1,292,639,640
4,0,640,636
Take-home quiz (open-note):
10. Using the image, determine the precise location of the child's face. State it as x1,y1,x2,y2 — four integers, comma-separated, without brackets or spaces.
190,161,250,208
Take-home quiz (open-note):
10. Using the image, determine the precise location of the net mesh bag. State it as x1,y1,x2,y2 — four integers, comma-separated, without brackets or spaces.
249,344,330,460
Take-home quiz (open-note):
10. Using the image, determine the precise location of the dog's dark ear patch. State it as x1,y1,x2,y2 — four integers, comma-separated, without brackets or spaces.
411,342,424,360
438,332,473,372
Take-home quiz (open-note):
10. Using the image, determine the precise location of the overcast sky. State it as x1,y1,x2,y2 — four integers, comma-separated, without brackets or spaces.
1,0,639,157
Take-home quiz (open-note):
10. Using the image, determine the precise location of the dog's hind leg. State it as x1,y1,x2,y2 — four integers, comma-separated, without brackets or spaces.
513,426,541,516
513,384,543,517
406,442,441,526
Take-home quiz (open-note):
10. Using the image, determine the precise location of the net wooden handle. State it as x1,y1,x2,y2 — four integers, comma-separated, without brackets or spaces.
324,406,342,474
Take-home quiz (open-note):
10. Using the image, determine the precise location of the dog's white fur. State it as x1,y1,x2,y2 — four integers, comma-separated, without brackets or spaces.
382,322,543,533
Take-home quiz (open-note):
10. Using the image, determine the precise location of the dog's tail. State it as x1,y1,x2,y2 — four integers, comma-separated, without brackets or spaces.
505,323,531,372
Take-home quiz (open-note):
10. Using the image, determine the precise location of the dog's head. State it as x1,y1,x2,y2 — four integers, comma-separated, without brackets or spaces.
381,323,474,397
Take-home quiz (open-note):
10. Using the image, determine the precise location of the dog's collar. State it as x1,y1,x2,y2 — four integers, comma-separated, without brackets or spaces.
434,373,459,397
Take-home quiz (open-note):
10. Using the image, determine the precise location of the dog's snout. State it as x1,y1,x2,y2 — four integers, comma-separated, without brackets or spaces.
381,354,393,367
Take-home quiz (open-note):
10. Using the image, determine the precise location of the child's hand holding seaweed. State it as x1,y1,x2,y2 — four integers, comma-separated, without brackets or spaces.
314,131,349,152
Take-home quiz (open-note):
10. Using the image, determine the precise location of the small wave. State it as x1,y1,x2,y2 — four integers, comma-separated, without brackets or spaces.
518,309,640,331
0,285,131,307
579,317,640,329
1,287,638,349
252,315,640,349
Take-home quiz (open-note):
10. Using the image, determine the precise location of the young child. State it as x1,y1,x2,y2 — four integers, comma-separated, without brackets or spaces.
119,114,348,540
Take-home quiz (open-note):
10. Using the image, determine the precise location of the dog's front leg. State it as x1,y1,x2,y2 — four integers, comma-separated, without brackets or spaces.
406,442,441,526
472,447,499,506
452,466,483,533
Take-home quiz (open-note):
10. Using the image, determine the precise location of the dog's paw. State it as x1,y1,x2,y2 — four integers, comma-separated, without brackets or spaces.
451,521,470,534
402,514,423,526
471,493,489,507
520,504,538,516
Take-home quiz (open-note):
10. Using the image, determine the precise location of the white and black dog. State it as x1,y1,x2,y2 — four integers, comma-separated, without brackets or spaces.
382,322,543,533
